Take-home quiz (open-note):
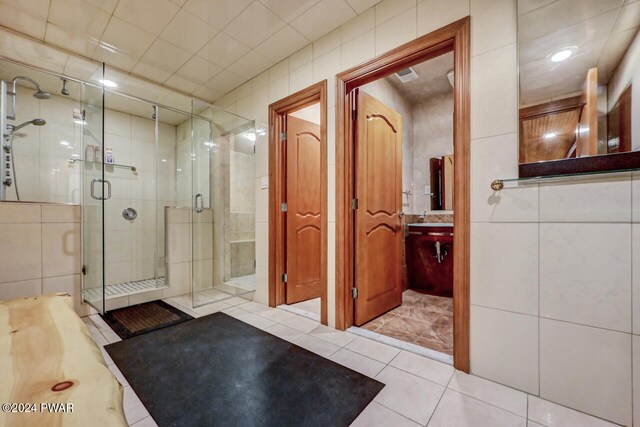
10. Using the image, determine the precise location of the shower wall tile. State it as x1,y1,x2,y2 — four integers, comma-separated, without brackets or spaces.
193,222,213,260
167,222,191,264
0,202,41,223
165,261,190,298
633,225,640,335
540,223,632,333
634,336,640,427
0,223,42,282
105,109,132,137
540,318,632,426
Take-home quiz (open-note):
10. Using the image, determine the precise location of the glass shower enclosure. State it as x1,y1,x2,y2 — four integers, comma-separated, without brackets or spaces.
0,57,256,314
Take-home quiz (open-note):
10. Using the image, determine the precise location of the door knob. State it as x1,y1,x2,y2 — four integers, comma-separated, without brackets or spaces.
397,211,405,217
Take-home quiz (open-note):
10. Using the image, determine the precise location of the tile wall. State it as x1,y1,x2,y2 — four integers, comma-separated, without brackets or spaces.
207,0,636,424
0,202,86,316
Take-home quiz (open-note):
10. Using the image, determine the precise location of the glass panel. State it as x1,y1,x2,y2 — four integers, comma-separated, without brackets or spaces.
82,64,105,314
102,91,160,304
191,114,214,307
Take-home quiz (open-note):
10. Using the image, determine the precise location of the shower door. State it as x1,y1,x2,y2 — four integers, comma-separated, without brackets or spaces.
81,65,106,314
191,115,214,308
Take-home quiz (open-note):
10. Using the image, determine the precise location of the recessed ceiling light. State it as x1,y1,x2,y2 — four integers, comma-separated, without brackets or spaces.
99,79,118,88
550,49,574,63
543,132,557,139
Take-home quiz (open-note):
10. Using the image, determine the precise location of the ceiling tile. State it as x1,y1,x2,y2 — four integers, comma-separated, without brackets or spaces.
224,2,286,49
176,56,223,84
92,45,138,71
114,0,180,36
83,0,118,13
291,0,357,40
100,16,156,58
160,9,219,54
63,56,102,81
170,0,188,5
227,50,275,79
346,0,381,14
49,0,111,39
613,1,640,34
44,23,98,57
141,39,193,73
0,0,51,20
191,84,223,100
183,0,252,30
0,3,47,40
255,26,309,62
132,61,173,83
197,33,250,68
258,0,320,22
204,70,245,93
165,74,201,93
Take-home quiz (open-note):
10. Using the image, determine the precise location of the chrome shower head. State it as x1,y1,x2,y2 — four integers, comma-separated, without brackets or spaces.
11,76,51,99
60,78,69,96
9,119,47,132
34,89,51,99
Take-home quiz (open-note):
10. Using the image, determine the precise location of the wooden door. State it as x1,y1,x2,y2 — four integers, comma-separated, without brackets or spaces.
354,90,403,326
577,67,598,156
285,116,323,304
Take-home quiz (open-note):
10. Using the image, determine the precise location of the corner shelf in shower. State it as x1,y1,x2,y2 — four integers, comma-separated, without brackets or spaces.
67,158,137,172
490,167,640,191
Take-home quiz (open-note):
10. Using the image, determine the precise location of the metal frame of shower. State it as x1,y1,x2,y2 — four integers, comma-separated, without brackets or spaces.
0,55,255,313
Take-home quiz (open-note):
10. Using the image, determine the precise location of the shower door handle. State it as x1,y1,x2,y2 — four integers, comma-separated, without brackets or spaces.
104,180,111,200
90,179,111,200
194,193,203,213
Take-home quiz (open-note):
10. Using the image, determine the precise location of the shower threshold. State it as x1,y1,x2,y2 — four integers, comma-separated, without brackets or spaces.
84,277,168,302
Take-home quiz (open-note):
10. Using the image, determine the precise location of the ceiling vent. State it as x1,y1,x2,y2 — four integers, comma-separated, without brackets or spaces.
395,67,419,83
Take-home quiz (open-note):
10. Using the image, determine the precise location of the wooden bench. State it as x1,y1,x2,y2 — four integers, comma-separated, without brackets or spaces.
0,294,127,426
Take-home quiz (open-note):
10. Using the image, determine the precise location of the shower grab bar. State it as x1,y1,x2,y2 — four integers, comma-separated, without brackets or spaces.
194,193,203,213
104,180,111,200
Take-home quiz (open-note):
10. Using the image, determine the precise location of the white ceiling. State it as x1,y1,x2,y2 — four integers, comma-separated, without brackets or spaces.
518,0,640,106
385,52,454,105
0,0,381,103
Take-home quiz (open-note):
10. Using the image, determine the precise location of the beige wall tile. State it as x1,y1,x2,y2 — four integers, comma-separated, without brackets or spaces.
417,0,469,36
470,0,516,56
130,289,163,305
42,204,81,223
42,223,81,278
0,203,41,223
0,223,42,283
470,305,539,394
470,43,518,140
374,6,417,55
167,222,191,264
0,278,41,301
540,319,632,426
42,274,87,316
165,261,190,298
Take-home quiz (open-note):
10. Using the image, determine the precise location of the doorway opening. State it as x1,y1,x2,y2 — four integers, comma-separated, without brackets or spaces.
336,18,470,371
268,81,328,325
350,52,455,362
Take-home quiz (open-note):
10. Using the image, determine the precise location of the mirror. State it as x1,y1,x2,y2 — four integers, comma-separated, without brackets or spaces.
518,0,640,177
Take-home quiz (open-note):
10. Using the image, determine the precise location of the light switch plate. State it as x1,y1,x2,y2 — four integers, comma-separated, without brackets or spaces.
260,176,269,189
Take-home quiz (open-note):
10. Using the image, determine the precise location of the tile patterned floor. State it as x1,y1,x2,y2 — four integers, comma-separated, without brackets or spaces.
361,290,454,355
83,296,617,427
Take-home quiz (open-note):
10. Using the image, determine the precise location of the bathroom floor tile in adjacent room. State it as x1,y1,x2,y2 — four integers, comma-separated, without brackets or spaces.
362,290,454,355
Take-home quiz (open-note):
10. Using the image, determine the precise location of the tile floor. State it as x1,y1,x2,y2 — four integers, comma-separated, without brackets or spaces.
362,290,454,355
83,295,617,427
287,297,321,316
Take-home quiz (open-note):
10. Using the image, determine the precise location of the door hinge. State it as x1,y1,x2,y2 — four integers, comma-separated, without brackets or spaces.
281,202,288,212
351,198,358,209
81,265,87,275
280,132,287,141
282,273,288,283
352,287,358,299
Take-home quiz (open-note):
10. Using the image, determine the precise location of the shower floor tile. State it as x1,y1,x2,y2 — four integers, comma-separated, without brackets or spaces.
361,290,454,355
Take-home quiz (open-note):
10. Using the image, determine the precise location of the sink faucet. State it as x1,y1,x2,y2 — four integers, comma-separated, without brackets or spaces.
419,210,426,221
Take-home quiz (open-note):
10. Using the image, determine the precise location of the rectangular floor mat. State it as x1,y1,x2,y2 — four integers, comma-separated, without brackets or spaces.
101,300,193,339
105,312,384,427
